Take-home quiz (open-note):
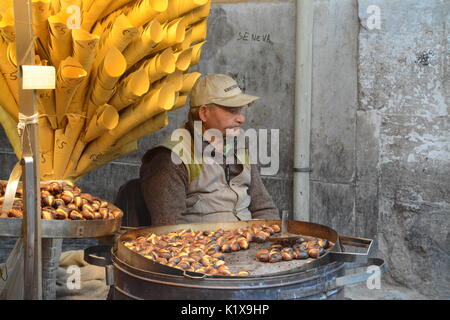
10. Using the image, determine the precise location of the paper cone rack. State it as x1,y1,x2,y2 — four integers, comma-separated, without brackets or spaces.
0,0,211,181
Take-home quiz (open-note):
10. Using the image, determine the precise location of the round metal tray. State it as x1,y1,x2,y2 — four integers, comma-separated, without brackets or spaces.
0,180,122,238
0,215,122,238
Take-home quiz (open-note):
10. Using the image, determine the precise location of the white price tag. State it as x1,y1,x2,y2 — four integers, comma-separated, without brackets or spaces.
21,65,56,90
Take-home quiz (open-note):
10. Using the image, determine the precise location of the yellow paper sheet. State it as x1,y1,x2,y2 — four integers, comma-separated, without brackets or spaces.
109,69,149,111
0,71,18,121
122,19,163,69
48,11,73,69
126,0,168,28
55,56,87,125
53,113,85,179
38,115,55,178
0,105,20,159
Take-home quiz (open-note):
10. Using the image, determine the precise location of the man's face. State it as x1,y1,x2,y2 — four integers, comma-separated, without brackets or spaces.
199,104,247,136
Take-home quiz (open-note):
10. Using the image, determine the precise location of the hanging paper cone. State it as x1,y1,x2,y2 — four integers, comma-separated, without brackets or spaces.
109,69,149,111
122,19,163,68
180,72,201,93
84,104,119,143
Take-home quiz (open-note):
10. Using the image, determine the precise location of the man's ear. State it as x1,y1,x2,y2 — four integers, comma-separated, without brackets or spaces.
198,105,208,122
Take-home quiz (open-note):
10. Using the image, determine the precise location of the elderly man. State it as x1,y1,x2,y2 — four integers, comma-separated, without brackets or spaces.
140,74,279,225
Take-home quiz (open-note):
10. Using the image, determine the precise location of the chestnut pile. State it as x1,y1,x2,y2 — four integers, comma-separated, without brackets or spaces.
0,181,122,221
123,223,282,277
256,237,332,263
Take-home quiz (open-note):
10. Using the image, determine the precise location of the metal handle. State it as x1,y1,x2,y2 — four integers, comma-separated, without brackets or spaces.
277,257,386,299
329,235,374,264
334,257,386,287
183,270,207,280
84,245,113,267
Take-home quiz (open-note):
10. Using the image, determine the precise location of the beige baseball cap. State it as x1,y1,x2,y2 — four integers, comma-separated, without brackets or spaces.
190,74,259,108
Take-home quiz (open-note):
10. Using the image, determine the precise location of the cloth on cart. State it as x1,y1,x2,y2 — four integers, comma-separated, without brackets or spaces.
56,250,108,300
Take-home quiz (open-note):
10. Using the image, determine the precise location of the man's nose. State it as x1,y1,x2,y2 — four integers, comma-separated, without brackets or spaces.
236,114,245,124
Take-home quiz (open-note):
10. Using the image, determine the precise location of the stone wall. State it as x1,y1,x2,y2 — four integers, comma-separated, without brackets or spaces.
0,0,448,298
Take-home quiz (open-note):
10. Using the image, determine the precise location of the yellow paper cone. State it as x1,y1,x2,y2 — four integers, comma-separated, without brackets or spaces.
97,0,134,21
63,139,86,179
156,0,208,24
0,71,18,121
174,28,192,52
48,11,73,69
0,7,15,43
32,0,51,49
181,1,211,27
173,94,188,110
190,40,206,65
122,19,163,68
149,18,186,54
174,47,193,71
109,69,149,111
38,115,55,178
190,18,208,44
91,47,126,106
155,70,183,92
75,141,138,180
144,47,176,82
50,0,61,13
98,14,138,54
0,38,18,104
72,28,100,72
0,1,13,14
36,89,57,128
53,114,85,179
67,29,100,114
81,0,113,31
180,71,201,93
76,83,175,174
113,111,168,150
55,56,87,125
126,0,168,28
0,106,20,159
84,104,119,143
